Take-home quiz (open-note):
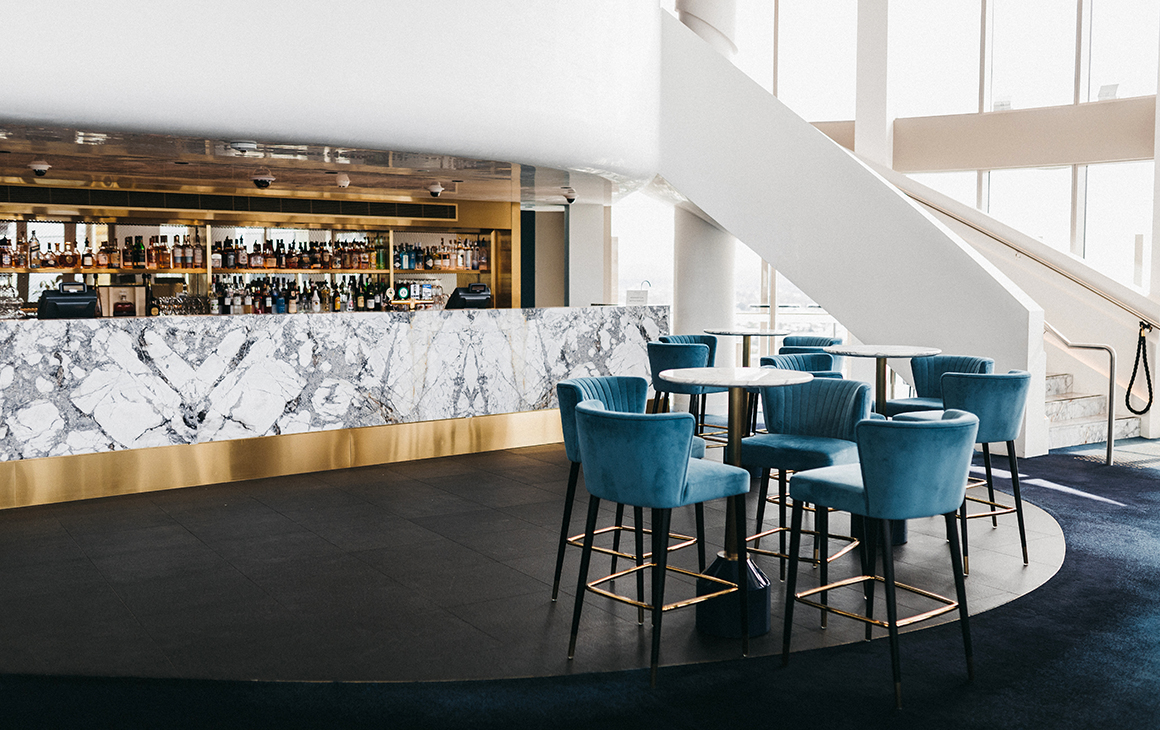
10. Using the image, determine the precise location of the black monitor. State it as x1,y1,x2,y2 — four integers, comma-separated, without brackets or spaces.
445,283,492,310
37,283,99,320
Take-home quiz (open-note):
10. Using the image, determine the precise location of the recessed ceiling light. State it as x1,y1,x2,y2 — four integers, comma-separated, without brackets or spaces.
173,160,190,165
325,171,338,175
452,179,464,183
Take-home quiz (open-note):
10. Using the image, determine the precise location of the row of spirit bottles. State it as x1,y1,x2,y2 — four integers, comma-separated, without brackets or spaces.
209,275,445,315
0,232,204,270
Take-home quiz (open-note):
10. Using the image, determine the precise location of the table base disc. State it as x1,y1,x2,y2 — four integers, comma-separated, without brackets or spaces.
695,553,771,638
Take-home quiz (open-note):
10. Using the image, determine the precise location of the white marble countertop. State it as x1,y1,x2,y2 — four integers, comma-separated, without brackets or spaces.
660,366,813,388
824,344,941,358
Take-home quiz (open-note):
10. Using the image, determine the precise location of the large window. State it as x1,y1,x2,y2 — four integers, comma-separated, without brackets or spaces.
889,0,982,118
1087,0,1160,101
1083,160,1154,287
776,0,857,121
986,167,1073,251
990,0,1077,110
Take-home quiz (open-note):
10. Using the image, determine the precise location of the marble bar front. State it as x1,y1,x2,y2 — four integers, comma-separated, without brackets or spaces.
0,305,668,506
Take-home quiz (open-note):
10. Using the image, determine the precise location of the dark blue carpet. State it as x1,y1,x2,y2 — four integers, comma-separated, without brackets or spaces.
4,451,1158,729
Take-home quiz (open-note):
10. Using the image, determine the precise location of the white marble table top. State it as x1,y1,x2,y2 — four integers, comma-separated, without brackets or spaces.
660,366,813,388
703,329,790,338
824,344,941,359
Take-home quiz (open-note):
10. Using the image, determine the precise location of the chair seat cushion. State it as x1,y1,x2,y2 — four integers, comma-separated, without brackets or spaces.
882,396,943,417
740,433,858,472
789,463,865,514
680,458,750,507
691,436,707,460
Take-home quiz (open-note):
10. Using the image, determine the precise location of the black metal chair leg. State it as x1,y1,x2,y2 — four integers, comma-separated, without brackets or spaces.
959,497,970,576
879,518,903,709
983,443,998,527
610,502,626,576
945,512,974,680
754,470,770,549
781,500,805,665
651,392,664,415
568,496,601,660
817,506,829,629
862,513,878,642
552,460,581,601
733,494,750,656
695,502,707,572
650,508,672,688
1007,442,1029,565
778,469,789,581
634,506,645,625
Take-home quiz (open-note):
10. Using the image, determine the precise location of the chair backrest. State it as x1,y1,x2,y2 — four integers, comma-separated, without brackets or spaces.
760,378,872,443
557,376,649,463
855,410,980,521
781,335,842,350
574,400,695,509
911,355,994,399
659,334,718,367
760,352,838,373
647,342,710,392
939,370,1031,444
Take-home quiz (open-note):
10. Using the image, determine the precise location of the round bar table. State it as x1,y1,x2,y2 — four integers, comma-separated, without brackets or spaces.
823,344,940,545
822,344,940,415
660,366,813,638
704,329,790,367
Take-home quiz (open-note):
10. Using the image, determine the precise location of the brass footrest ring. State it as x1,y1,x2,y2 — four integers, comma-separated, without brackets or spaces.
747,527,860,564
566,525,697,561
586,563,738,612
794,574,959,628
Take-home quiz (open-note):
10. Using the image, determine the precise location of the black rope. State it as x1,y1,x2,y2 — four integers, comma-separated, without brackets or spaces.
1126,322,1153,415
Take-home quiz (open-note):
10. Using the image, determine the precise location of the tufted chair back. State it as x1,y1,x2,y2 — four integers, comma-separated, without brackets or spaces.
911,355,994,400
659,334,718,367
557,376,648,464
760,377,872,444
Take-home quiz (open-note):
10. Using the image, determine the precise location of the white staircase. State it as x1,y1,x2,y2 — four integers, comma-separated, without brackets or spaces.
1046,372,1140,449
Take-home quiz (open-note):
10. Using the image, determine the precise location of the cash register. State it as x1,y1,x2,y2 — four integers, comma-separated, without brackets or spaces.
37,282,100,319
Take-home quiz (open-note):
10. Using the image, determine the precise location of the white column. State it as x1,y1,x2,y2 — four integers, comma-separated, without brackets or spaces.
674,207,736,364
854,0,891,167
676,0,738,56
565,204,612,307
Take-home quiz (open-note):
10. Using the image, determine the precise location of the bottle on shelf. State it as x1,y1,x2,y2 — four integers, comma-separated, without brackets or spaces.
193,232,205,269
113,291,136,317
81,238,95,268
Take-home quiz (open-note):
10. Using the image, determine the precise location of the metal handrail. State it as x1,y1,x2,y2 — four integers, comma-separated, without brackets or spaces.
1044,322,1116,466
904,189,1160,332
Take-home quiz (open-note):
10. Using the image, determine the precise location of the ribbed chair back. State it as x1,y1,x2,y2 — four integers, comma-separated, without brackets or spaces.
855,411,980,521
557,376,649,463
780,335,842,350
939,371,1030,444
760,378,872,444
912,355,994,400
760,352,839,375
659,334,718,367
647,342,711,395
574,401,696,510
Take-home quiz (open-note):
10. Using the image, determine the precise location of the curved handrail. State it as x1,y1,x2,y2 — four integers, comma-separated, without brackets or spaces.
1044,322,1117,466
905,189,1160,332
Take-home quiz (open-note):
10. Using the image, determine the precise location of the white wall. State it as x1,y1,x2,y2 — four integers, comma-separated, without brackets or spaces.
566,204,612,307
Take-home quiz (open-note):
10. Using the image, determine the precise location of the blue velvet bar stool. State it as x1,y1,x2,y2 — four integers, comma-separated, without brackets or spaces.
760,353,843,379
568,400,751,687
779,335,844,369
881,354,994,417
740,378,871,585
897,370,1032,574
647,341,727,437
781,411,979,709
553,377,708,604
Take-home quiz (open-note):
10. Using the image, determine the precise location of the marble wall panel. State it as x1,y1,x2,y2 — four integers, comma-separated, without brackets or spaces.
0,305,668,461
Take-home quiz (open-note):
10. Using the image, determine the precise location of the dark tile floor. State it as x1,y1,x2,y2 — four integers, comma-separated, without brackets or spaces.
0,443,1063,682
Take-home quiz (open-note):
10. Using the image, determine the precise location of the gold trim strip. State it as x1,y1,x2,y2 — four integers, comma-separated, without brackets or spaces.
6,410,564,510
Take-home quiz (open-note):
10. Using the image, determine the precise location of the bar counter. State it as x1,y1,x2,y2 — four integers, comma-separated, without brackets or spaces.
0,305,668,506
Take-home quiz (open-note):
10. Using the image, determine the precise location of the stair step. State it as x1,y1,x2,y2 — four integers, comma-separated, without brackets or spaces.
1049,414,1140,449
1044,392,1106,422
1045,373,1073,397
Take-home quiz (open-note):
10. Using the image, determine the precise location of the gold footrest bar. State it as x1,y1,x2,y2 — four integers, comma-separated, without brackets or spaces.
794,575,959,629
586,564,738,612
964,494,1016,519
747,527,860,564
565,525,696,561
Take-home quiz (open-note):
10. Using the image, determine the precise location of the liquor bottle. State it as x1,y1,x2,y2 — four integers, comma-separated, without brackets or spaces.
193,232,205,269
160,236,173,269
81,238,94,268
477,241,489,272
27,233,40,269
146,275,159,316
210,282,222,315
286,243,299,270
235,236,248,269
332,281,342,312
310,286,321,313
108,237,120,269
276,240,286,269
210,239,223,269
250,242,263,270
96,240,109,269
113,291,136,317
13,236,26,268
